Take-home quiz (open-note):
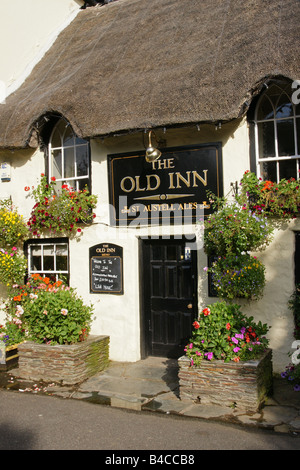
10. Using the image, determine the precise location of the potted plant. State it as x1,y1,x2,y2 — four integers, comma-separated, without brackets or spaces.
4,274,109,384
178,302,272,411
204,196,273,257
209,253,266,301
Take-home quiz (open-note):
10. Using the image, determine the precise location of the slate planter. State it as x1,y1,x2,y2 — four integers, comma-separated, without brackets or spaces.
17,335,109,385
178,349,273,412
0,342,23,371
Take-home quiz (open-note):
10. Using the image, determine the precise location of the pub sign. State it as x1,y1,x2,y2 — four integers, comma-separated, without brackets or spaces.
108,143,222,226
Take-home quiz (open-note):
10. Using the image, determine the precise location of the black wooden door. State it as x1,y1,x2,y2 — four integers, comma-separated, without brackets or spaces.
141,238,197,358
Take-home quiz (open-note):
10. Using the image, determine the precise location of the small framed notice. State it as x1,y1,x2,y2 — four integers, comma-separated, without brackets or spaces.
89,243,124,295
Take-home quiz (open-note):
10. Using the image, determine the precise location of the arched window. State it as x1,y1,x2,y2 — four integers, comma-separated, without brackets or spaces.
254,79,300,182
48,117,90,191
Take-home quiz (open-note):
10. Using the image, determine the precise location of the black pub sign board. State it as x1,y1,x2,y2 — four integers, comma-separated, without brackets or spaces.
90,243,123,294
107,143,222,226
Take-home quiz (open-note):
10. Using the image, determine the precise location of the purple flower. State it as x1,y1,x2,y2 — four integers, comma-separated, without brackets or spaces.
232,337,239,345
294,384,300,392
233,347,240,353
235,333,244,340
204,352,213,361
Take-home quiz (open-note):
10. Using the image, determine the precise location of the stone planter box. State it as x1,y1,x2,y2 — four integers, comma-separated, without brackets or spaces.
17,335,109,385
0,342,23,371
178,349,273,412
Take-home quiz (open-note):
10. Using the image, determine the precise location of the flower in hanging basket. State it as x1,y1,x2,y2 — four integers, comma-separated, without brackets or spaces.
237,171,300,219
26,174,97,236
204,199,273,257
209,253,266,301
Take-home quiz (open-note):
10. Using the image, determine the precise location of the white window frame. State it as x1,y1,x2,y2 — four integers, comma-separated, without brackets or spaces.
27,240,69,283
48,118,90,192
254,81,300,182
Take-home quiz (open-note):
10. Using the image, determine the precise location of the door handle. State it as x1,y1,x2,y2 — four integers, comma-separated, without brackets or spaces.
187,304,193,309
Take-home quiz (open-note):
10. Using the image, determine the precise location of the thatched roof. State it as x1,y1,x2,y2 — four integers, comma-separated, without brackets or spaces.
0,0,299,148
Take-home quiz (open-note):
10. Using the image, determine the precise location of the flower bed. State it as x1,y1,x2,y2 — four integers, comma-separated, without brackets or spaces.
16,335,109,385
178,349,273,412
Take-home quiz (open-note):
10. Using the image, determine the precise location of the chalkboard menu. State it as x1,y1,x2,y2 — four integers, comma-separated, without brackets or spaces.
90,243,124,294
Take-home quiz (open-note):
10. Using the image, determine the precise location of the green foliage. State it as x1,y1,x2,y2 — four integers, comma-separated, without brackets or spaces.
281,363,300,392
0,200,28,287
210,253,266,301
27,174,97,236
185,301,270,366
0,199,29,247
0,247,27,287
0,321,25,347
5,274,94,345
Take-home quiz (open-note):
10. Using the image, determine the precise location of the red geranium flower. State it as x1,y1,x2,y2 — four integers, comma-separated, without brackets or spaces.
202,307,211,316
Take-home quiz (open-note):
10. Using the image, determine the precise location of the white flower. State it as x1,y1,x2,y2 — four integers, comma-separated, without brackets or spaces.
61,308,68,316
16,305,24,316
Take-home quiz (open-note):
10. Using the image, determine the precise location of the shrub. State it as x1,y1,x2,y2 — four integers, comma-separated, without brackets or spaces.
5,274,94,345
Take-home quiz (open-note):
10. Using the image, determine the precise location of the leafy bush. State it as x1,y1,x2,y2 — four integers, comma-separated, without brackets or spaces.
5,274,94,345
184,301,270,366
